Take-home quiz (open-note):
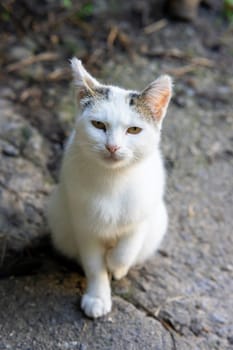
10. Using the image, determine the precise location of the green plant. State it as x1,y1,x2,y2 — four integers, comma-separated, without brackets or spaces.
0,3,12,22
77,2,94,19
224,0,233,23
62,0,72,8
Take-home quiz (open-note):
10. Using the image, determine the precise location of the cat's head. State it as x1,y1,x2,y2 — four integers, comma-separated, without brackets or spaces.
70,58,172,170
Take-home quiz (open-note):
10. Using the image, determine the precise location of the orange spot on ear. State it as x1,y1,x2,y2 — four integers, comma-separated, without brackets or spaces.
161,92,169,105
139,76,172,121
153,92,170,120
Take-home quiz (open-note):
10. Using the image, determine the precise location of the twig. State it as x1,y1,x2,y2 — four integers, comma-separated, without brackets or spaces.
107,26,119,49
7,52,59,72
140,47,190,59
20,87,42,102
190,57,215,67
117,31,131,51
143,19,168,34
106,26,132,54
166,58,214,77
166,64,197,77
47,67,70,81
141,47,215,70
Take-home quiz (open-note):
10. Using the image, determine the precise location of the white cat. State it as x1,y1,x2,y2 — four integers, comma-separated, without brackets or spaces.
47,58,172,318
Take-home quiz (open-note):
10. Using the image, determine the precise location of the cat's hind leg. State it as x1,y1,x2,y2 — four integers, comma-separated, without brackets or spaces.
106,203,167,279
106,223,147,280
47,187,78,260
136,201,168,264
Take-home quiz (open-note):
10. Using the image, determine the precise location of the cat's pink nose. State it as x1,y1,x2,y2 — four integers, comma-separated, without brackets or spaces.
105,144,120,154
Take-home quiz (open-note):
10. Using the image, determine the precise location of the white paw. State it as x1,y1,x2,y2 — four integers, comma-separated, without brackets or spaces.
111,266,128,280
106,252,128,280
81,293,112,318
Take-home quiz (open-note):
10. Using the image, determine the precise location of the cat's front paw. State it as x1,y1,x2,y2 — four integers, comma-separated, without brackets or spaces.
81,293,112,318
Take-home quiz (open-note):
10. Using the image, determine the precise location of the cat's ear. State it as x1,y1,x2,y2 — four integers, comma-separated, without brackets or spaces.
70,57,100,100
141,75,173,123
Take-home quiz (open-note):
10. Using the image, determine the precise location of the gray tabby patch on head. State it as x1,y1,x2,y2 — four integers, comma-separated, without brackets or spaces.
80,87,110,109
71,57,172,120
129,75,173,123
129,92,154,122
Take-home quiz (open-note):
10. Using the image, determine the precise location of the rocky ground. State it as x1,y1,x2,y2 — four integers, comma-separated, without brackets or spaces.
0,1,233,349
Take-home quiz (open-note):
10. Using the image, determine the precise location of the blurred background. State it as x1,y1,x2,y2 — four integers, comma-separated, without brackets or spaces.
0,2,233,349
1,0,232,174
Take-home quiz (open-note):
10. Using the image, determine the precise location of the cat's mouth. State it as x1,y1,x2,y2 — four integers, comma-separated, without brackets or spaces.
104,154,120,162
102,152,124,165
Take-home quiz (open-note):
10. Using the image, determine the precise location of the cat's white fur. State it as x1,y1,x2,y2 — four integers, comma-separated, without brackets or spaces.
47,58,172,318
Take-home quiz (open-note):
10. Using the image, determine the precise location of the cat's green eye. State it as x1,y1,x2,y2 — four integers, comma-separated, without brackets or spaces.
127,126,142,135
91,120,106,132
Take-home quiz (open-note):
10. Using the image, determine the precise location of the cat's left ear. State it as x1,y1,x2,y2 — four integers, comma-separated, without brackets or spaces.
141,75,173,123
70,57,100,100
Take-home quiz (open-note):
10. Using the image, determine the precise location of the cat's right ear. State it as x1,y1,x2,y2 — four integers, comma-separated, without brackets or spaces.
70,58,100,101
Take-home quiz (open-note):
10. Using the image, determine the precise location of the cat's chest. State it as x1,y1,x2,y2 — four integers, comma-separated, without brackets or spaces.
74,183,147,235
67,160,161,236
91,187,138,222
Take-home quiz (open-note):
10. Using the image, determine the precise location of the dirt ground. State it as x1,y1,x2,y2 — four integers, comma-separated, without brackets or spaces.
0,1,233,349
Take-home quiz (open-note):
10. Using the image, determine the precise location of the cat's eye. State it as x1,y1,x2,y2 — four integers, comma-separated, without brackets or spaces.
127,126,142,135
91,120,106,132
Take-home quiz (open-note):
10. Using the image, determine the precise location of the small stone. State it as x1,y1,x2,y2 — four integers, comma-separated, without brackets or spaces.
221,264,233,272
0,88,16,100
9,46,32,61
2,144,19,157
190,317,203,336
79,344,87,350
210,312,226,324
